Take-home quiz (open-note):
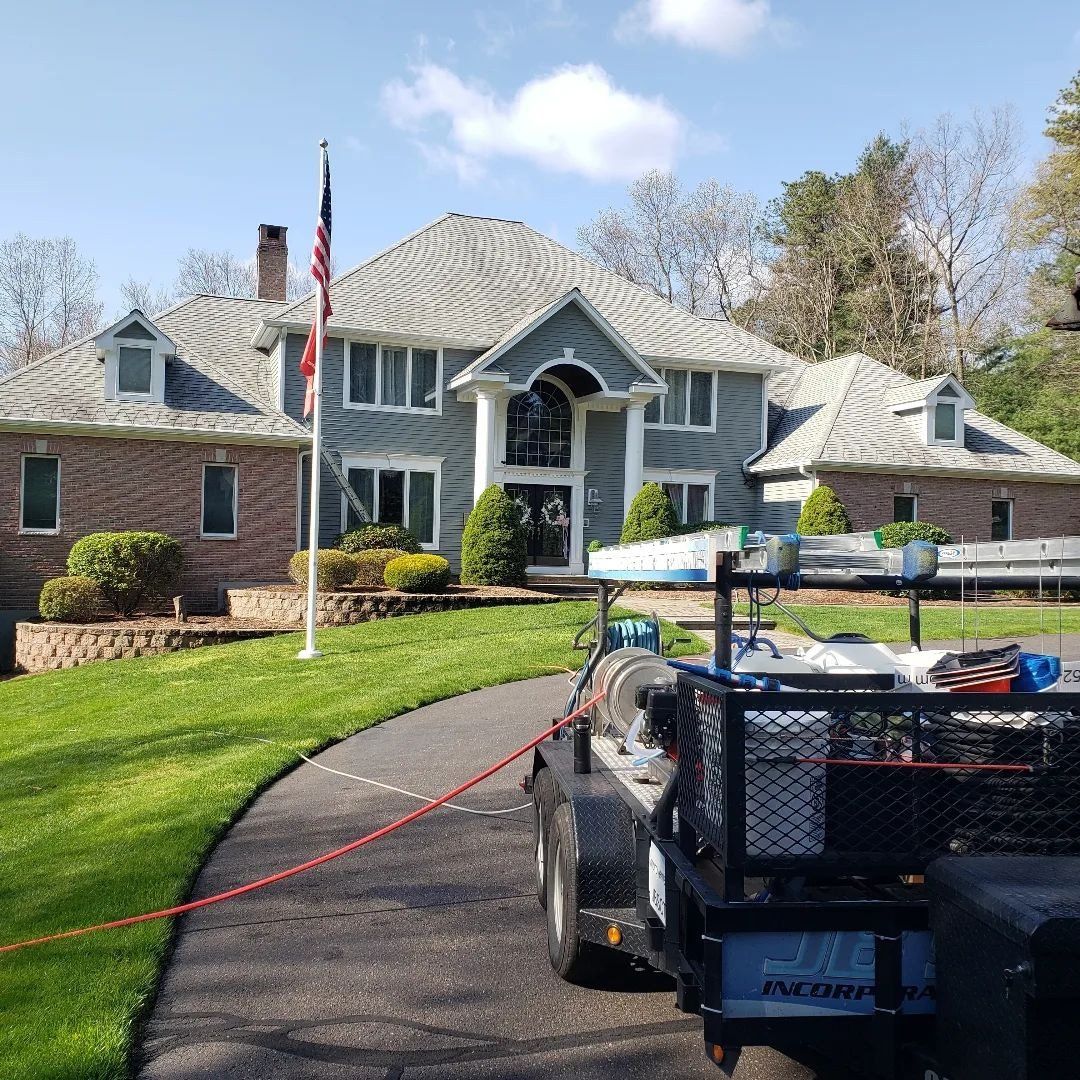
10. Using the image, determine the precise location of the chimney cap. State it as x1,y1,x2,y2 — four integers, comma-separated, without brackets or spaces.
258,224,287,241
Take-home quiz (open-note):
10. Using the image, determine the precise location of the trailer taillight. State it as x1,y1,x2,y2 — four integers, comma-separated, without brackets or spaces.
605,924,622,946
706,1043,725,1064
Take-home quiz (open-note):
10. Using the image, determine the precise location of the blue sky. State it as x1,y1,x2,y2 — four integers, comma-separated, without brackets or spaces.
2,0,1077,312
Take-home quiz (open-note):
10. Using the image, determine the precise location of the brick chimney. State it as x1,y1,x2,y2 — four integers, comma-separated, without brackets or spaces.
256,224,288,302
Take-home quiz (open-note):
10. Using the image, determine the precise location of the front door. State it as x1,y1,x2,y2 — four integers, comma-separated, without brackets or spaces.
505,484,573,567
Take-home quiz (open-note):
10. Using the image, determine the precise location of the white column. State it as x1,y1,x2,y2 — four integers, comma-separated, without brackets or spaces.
473,389,499,503
623,400,646,519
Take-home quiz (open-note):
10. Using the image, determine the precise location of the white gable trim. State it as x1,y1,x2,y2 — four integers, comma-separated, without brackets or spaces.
95,309,177,356
448,288,663,391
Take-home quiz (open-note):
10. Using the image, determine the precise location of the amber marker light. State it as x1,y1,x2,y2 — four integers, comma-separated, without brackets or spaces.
606,924,623,946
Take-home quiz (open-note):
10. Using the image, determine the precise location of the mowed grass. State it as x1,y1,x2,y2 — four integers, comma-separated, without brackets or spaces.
734,601,1080,643
0,602,699,1079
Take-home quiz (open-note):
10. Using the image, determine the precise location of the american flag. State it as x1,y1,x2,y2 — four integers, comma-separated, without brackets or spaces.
299,147,333,418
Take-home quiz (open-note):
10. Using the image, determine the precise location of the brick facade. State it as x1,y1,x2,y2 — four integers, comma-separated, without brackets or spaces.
819,470,1080,539
0,432,298,611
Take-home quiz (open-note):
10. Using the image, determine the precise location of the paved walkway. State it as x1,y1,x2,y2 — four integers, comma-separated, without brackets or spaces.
139,676,820,1080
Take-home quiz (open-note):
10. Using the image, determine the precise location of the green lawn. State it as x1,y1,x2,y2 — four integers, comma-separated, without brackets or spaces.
734,602,1080,643
0,602,699,1080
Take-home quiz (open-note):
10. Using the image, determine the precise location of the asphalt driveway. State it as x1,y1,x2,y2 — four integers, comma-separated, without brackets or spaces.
138,675,820,1080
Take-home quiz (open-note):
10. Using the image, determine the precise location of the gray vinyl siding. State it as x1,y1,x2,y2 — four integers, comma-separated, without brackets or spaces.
643,371,763,527
498,303,646,392
288,333,480,567
583,410,626,548
754,473,811,534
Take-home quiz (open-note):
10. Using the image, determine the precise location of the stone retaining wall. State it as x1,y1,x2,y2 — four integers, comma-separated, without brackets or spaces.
14,622,285,674
225,586,553,627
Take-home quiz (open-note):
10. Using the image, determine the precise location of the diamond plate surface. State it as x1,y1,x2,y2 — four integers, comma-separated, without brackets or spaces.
592,735,668,814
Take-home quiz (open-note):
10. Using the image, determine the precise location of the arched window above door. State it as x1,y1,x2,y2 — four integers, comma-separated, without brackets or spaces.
505,379,572,469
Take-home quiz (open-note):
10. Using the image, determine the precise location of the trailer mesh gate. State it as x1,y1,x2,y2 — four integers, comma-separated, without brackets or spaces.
675,673,1080,877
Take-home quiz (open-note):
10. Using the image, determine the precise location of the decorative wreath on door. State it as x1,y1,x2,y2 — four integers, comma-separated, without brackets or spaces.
541,493,570,528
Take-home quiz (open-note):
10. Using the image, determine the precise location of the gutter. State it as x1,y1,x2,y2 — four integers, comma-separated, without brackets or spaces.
740,371,771,485
0,416,311,448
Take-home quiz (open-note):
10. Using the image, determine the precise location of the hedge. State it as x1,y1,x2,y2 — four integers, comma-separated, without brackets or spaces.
338,524,422,555
796,486,852,536
352,548,408,587
288,549,359,590
460,485,528,586
879,521,952,547
384,553,452,593
38,576,103,622
620,483,679,544
67,531,183,616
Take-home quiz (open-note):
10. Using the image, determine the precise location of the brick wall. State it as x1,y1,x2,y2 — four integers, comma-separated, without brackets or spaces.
0,432,299,611
819,471,1080,539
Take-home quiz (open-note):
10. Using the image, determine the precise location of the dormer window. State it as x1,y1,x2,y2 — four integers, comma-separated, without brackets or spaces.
95,310,176,405
884,374,972,449
117,345,153,398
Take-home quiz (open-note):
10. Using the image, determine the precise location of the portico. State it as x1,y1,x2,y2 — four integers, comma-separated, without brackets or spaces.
449,288,666,574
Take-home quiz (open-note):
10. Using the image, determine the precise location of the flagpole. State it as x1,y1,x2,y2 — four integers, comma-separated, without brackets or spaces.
298,138,329,661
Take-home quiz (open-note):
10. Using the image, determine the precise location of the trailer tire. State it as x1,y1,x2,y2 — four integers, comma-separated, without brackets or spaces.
547,802,590,981
533,768,556,909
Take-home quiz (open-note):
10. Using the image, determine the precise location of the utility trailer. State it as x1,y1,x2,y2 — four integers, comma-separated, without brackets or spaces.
529,530,1080,1079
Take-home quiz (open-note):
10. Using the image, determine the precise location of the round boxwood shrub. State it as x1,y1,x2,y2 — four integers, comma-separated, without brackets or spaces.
67,531,183,615
620,483,679,544
352,547,407,587
288,548,359,590
338,524,422,555
796,485,852,536
38,576,103,622
879,521,952,548
587,539,605,553
384,553,452,593
460,485,528,586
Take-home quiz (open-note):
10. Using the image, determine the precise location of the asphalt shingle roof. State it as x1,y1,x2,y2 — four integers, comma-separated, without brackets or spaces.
0,295,308,442
753,352,1080,480
275,213,795,372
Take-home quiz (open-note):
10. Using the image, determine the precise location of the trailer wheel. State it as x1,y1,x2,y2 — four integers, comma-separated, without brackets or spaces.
533,768,556,909
547,802,589,981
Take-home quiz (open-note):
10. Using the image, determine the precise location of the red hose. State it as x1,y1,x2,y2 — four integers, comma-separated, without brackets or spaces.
0,692,604,956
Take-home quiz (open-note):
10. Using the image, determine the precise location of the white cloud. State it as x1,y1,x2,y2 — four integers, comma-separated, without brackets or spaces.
381,63,684,183
617,0,780,56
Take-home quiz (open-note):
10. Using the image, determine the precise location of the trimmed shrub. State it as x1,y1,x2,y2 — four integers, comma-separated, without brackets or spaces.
620,483,679,544
587,539,605,553
67,531,183,615
879,521,952,548
38,576,103,622
384,553,452,593
338,524,422,555
460,485,528,586
796,485,852,536
288,549,359,590
352,548,407,587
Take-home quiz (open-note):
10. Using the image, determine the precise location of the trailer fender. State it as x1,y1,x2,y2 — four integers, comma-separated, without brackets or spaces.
560,784,638,910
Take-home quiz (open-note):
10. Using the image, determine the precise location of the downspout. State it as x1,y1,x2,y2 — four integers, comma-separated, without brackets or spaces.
740,372,770,485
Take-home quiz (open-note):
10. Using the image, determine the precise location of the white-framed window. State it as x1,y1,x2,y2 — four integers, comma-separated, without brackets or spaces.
339,454,442,549
643,367,715,431
116,344,154,398
644,470,715,525
893,494,917,523
20,454,60,534
201,463,238,539
991,498,1013,542
932,402,957,443
343,341,442,414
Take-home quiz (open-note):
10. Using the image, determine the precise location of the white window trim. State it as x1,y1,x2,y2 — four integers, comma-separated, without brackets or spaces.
338,453,443,550
200,462,238,540
991,498,1014,541
19,453,61,535
893,493,919,522
342,340,443,416
643,468,716,524
643,367,716,433
115,342,156,402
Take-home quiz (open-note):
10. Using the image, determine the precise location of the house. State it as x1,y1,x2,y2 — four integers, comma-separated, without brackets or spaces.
2,213,1079,638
